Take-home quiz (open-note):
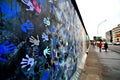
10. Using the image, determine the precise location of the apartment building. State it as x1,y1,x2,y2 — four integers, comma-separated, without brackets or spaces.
112,24,120,42
106,30,112,42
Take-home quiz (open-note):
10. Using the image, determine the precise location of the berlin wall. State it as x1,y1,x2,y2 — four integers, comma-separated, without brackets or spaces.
0,0,89,80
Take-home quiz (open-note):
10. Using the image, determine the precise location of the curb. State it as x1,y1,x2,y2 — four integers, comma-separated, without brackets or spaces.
70,46,90,80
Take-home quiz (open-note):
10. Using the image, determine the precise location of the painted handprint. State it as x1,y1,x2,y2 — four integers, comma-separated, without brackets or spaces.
29,35,40,46
50,27,55,33
20,54,34,71
0,1,20,19
32,0,42,13
48,0,53,3
38,0,46,9
0,41,16,55
21,20,34,35
43,17,50,26
42,32,49,42
21,0,34,11
50,4,55,12
54,7,62,21
41,71,49,80
43,46,50,58
0,40,16,62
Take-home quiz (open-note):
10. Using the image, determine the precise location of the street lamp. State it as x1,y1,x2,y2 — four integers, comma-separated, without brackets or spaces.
97,20,107,36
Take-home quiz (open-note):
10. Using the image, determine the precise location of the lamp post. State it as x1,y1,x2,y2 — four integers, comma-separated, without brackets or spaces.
97,20,107,37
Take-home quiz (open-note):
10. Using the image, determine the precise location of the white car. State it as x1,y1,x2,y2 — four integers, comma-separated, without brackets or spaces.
114,42,120,45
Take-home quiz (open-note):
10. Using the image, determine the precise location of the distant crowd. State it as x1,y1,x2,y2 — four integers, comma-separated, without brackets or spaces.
91,40,108,52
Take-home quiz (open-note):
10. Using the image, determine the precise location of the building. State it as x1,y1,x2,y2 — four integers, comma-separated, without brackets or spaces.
112,24,120,42
106,30,112,42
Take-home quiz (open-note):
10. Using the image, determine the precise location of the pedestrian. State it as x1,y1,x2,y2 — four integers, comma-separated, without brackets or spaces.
98,41,102,52
104,41,108,52
91,40,95,48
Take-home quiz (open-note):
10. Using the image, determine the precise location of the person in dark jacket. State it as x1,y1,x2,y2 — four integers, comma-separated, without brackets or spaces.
104,41,108,52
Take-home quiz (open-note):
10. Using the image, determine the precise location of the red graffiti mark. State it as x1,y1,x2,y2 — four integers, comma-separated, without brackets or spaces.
32,0,42,13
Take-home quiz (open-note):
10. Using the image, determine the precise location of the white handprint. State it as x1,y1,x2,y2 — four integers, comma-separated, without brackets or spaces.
48,0,53,3
43,46,50,58
29,35,40,46
43,17,50,26
21,54,34,71
21,0,34,11
42,33,49,42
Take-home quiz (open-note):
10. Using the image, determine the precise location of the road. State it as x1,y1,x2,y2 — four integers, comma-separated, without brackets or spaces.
95,45,120,80
108,45,120,53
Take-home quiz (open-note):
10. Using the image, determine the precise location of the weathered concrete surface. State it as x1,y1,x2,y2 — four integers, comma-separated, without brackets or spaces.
80,46,103,80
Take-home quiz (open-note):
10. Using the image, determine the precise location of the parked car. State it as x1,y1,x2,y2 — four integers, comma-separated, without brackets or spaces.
107,42,112,45
113,42,120,45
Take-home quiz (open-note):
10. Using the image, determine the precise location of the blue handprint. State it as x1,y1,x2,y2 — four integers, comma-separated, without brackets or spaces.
42,32,49,42
50,4,55,12
21,20,34,35
43,17,50,26
50,27,55,33
41,71,49,80
0,41,16,55
0,57,7,62
0,40,16,62
38,0,46,9
0,1,20,19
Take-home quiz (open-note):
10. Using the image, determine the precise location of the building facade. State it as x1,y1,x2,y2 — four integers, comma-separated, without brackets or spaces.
106,30,112,42
112,24,120,42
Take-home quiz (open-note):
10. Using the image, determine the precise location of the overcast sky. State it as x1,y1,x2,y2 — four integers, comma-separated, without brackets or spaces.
76,0,120,40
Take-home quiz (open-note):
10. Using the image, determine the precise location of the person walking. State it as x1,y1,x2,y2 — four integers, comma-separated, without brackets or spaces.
98,41,102,52
104,41,108,52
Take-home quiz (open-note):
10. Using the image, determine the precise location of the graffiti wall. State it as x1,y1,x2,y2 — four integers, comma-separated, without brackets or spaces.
0,0,89,80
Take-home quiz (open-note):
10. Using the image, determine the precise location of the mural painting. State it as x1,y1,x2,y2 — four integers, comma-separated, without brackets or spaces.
0,0,89,80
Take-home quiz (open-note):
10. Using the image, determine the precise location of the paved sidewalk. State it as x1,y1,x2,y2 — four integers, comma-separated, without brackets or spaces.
80,46,103,80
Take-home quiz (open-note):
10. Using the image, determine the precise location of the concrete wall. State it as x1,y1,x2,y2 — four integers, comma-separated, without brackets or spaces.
0,0,89,79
